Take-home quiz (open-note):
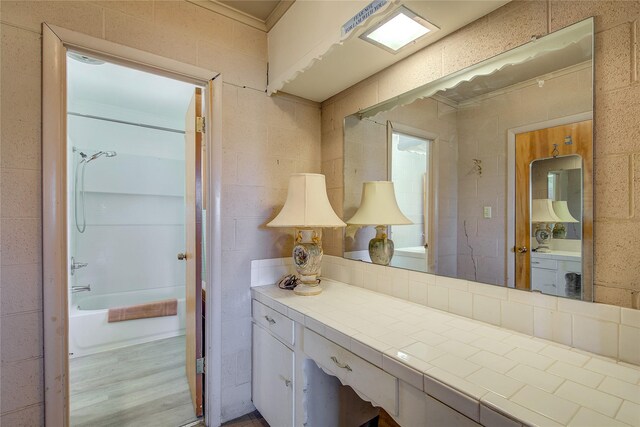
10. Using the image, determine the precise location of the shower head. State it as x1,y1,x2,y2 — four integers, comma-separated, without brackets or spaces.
85,151,117,163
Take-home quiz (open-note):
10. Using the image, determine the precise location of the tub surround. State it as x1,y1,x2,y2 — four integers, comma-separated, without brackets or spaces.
252,277,640,426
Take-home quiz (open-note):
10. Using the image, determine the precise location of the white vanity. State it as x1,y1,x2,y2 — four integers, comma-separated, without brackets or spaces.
530,251,582,298
251,279,640,427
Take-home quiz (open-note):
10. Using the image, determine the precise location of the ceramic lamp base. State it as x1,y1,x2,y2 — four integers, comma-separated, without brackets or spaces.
369,225,394,266
534,224,552,253
292,229,323,296
293,282,322,296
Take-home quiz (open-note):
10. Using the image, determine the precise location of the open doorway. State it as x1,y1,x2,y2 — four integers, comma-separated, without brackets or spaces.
388,128,435,273
65,52,205,426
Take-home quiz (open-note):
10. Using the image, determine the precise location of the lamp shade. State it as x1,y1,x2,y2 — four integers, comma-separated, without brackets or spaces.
531,199,562,223
552,201,579,223
267,173,346,228
346,181,412,226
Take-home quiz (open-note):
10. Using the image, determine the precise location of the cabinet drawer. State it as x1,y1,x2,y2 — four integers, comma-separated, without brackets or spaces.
303,328,398,415
530,257,557,270
252,300,294,346
559,260,581,274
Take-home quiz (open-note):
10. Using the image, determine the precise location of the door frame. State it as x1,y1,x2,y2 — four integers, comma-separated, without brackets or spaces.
386,121,438,273
506,112,592,289
42,24,224,426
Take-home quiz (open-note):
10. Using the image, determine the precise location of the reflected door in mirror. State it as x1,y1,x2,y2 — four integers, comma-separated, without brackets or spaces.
514,121,592,300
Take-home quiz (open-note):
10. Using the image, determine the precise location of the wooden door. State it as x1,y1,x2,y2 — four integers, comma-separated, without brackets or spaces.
185,88,204,417
514,120,592,296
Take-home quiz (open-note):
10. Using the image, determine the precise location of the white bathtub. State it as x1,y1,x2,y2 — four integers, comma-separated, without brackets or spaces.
69,286,186,358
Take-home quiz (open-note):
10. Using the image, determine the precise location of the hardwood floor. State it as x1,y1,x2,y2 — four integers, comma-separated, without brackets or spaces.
70,336,197,427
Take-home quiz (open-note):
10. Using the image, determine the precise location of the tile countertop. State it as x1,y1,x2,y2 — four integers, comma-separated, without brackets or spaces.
252,280,640,427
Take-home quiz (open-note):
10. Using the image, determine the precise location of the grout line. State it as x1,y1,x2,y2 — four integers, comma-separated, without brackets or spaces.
0,402,43,417
547,0,552,34
629,154,634,219
0,20,41,35
632,20,638,84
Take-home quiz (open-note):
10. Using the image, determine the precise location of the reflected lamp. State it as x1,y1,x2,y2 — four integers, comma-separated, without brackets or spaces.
347,181,412,266
531,199,562,253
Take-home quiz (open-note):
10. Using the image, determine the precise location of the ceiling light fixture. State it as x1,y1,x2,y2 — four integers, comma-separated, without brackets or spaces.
360,6,438,53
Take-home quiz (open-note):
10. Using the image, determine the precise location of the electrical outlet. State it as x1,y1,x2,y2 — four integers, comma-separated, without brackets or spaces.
483,206,492,219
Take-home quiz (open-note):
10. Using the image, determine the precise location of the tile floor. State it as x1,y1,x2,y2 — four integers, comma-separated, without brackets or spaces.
70,336,197,427
222,411,269,427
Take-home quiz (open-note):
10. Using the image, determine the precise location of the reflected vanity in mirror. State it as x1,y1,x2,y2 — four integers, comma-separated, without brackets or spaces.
529,156,583,298
343,19,594,301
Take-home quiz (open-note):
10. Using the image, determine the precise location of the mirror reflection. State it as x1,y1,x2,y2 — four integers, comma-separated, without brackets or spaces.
529,156,583,298
343,19,593,300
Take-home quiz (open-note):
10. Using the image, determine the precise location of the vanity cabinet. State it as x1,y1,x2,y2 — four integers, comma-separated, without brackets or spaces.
252,323,294,427
531,252,581,297
251,295,481,427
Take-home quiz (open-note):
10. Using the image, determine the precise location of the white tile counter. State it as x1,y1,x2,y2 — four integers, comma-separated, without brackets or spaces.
252,279,640,427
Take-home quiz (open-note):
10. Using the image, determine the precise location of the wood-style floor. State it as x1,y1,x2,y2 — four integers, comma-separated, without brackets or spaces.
70,336,197,427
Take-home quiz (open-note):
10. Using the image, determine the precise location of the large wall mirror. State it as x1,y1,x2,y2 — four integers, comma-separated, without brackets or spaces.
343,19,594,301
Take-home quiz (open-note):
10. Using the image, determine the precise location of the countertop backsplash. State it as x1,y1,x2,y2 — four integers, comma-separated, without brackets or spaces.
250,256,640,366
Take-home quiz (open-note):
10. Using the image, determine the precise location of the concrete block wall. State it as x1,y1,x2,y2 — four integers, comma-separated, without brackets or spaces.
0,1,321,423
320,0,640,309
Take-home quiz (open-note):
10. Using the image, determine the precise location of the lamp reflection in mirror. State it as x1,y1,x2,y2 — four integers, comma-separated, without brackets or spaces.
531,199,562,253
347,181,412,266
551,200,579,239
267,173,346,296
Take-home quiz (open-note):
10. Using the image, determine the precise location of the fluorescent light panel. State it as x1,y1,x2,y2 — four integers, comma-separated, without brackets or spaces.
361,6,438,53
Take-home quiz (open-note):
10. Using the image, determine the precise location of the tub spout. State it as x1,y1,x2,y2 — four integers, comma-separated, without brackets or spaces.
72,285,91,293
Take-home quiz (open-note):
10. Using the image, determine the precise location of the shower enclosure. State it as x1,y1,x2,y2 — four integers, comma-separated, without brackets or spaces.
66,54,196,357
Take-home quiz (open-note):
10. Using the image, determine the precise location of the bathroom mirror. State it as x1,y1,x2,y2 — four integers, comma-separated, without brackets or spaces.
342,18,594,300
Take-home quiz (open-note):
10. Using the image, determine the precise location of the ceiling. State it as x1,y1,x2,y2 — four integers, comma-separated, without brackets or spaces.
278,1,511,102
196,0,292,31
218,0,282,21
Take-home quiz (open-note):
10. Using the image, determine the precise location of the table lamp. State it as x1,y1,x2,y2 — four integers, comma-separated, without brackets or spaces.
346,181,412,266
531,199,562,253
267,173,346,296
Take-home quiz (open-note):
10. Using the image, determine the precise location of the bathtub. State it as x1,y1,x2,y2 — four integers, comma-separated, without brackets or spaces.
69,286,186,358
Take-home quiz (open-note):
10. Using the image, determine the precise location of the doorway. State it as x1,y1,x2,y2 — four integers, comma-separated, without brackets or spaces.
43,24,222,427
66,52,204,426
387,125,436,273
514,120,593,299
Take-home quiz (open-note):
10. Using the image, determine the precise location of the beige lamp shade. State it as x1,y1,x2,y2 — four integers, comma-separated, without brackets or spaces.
552,201,579,223
347,181,412,226
531,199,562,223
267,173,346,228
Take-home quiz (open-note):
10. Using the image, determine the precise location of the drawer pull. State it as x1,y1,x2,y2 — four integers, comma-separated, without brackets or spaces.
264,315,276,325
279,375,291,387
331,356,352,372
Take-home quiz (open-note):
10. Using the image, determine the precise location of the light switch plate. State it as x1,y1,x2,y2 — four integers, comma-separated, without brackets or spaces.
483,206,492,218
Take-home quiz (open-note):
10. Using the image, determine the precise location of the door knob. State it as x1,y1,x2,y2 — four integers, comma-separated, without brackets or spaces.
177,252,187,260
516,246,528,254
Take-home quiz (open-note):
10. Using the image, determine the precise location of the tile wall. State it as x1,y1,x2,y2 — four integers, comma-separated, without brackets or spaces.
0,1,321,423
320,0,640,308
250,255,640,366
